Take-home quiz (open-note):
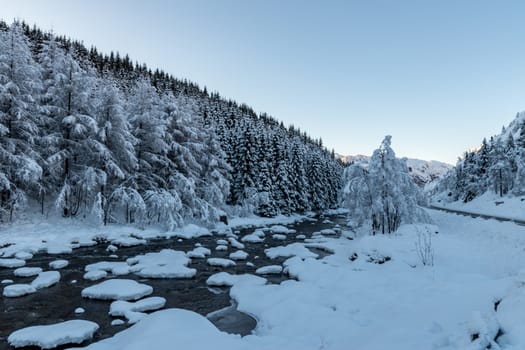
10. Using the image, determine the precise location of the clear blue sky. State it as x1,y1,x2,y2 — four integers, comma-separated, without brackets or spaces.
2,0,525,164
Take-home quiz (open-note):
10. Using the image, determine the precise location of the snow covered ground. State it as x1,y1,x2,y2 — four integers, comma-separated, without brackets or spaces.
432,192,525,221
4,210,525,349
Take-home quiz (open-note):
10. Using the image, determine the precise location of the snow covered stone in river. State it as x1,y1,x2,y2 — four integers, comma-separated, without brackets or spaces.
228,237,245,249
229,250,249,260
14,251,33,260
255,265,283,275
216,239,228,245
82,279,153,301
84,270,108,281
215,244,228,251
186,246,211,259
109,297,166,324
241,229,265,243
84,261,130,276
127,249,196,279
269,225,296,234
265,243,319,259
49,259,68,269
75,307,85,314
31,271,60,289
3,284,36,297
14,267,42,277
272,234,287,240
0,258,26,268
110,236,146,247
206,272,267,287
207,258,236,268
318,228,337,236
8,320,99,349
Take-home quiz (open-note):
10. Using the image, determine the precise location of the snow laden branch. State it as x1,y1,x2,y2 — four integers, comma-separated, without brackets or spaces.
342,136,430,234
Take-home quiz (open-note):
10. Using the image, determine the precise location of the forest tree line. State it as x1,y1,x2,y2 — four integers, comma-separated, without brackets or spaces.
0,21,342,227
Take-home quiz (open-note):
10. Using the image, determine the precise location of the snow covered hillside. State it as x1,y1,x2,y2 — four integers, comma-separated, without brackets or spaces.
338,154,453,187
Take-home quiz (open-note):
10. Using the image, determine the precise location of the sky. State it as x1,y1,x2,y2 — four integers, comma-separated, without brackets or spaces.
2,0,525,164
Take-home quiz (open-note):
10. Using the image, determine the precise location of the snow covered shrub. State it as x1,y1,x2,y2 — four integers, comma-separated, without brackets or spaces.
415,227,434,267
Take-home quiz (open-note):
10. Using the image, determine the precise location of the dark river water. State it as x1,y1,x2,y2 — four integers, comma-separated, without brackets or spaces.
0,215,345,350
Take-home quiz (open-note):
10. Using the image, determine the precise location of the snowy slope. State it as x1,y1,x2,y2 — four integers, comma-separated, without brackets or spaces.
337,154,453,187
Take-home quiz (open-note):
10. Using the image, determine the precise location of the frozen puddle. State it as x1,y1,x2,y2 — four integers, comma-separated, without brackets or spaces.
82,279,153,300
8,320,99,349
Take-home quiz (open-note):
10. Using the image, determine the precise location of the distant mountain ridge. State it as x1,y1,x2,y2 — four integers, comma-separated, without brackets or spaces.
336,154,453,187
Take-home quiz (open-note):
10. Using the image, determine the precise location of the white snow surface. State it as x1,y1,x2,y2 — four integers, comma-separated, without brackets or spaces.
265,243,319,259
8,320,99,349
268,225,296,234
229,250,249,260
76,309,243,350
78,209,525,349
82,279,153,301
13,267,42,277
271,234,286,240
127,249,196,278
31,271,60,289
49,259,69,269
84,261,130,276
3,283,36,297
83,270,107,281
109,297,166,324
206,272,267,287
0,258,26,268
207,258,236,268
432,191,525,221
255,265,283,275
186,246,211,259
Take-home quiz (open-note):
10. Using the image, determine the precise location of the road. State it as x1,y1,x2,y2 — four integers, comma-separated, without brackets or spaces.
427,205,525,226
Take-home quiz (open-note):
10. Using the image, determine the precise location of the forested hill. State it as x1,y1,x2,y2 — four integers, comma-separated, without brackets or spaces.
0,21,343,227
433,111,525,202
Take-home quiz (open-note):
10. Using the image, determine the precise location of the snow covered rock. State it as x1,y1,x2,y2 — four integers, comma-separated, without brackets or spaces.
265,243,319,259
8,320,99,349
82,279,153,301
75,307,85,314
14,267,42,277
207,258,236,268
49,259,69,269
109,297,166,324
0,258,26,268
215,245,228,251
83,270,108,281
127,249,196,279
255,265,283,275
84,261,130,276
206,272,267,287
110,236,146,247
272,234,287,240
31,271,60,289
3,284,36,297
186,246,211,259
228,237,245,250
241,229,265,243
14,251,33,260
269,225,296,234
229,250,249,260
